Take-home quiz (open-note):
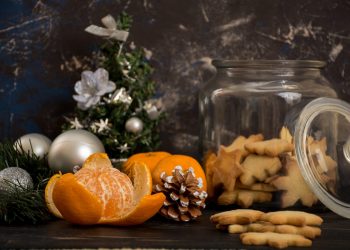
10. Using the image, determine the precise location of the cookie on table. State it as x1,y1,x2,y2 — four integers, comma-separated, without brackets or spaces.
240,232,312,249
228,223,321,239
261,211,323,226
210,209,264,225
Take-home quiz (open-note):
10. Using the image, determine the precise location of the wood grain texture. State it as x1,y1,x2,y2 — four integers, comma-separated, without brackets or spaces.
0,209,349,249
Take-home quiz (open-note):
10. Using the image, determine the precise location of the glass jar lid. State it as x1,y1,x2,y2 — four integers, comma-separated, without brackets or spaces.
294,97,350,218
212,60,326,69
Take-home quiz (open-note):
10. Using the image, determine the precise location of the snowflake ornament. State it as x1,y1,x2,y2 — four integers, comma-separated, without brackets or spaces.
93,118,111,133
69,117,84,129
118,143,130,153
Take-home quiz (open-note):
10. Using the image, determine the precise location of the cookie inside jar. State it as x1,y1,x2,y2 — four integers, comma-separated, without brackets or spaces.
204,126,338,210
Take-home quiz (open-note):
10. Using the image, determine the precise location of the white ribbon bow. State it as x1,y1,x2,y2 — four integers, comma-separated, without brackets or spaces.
85,14,129,42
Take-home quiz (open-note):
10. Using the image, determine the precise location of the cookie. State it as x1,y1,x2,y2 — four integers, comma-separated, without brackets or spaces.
217,189,272,208
223,134,264,157
245,138,294,157
307,137,337,194
275,224,321,239
271,156,318,208
210,209,264,225
240,154,282,186
228,222,275,234
279,126,293,145
204,151,218,199
261,211,323,226
228,223,321,239
211,147,243,192
240,232,312,249
236,181,276,192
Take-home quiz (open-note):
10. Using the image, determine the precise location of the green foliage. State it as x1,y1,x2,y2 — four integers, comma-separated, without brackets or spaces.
63,13,164,159
0,141,53,224
0,183,51,225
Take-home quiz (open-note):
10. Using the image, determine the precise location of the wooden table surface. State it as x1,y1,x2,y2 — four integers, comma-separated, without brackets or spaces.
0,208,349,249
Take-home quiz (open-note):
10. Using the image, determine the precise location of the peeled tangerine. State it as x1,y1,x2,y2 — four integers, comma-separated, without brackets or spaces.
49,153,165,225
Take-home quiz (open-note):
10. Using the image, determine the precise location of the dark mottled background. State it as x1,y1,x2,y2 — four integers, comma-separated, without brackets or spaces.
1,0,350,157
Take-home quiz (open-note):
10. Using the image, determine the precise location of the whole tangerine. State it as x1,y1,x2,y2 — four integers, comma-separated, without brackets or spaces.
152,154,207,192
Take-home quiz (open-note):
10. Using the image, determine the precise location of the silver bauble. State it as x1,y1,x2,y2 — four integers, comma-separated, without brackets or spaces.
0,167,34,194
14,133,52,159
48,129,105,173
125,117,143,134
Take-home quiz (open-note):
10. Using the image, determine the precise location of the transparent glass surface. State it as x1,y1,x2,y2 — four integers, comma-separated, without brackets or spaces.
199,60,339,209
295,98,350,218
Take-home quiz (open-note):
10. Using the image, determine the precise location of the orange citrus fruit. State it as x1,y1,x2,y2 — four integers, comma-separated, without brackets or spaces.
52,173,104,225
45,173,63,219
152,154,207,192
127,161,153,203
102,193,165,226
50,152,165,225
123,151,171,174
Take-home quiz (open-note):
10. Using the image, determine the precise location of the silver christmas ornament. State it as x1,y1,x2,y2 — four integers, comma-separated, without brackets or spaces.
125,117,143,134
14,133,52,159
48,129,105,173
0,167,34,194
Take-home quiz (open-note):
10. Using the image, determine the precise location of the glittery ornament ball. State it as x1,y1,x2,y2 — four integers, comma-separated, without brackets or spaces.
0,167,34,194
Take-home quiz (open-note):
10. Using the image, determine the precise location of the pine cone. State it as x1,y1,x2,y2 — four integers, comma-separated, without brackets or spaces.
153,166,208,222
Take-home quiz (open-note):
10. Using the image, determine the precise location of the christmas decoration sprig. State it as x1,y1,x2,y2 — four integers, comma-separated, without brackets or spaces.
0,141,53,224
63,12,164,159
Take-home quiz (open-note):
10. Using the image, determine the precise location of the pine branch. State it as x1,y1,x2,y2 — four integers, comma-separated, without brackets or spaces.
0,140,53,185
0,184,51,225
0,141,53,224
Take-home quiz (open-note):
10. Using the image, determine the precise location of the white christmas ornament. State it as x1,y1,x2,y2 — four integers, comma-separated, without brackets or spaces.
0,167,33,194
125,117,143,134
48,129,105,173
14,133,52,159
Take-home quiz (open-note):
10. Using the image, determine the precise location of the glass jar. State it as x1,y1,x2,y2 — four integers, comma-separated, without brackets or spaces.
199,60,347,214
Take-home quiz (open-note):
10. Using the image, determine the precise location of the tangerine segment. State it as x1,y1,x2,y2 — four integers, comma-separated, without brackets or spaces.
101,193,166,226
128,162,153,203
75,164,134,219
152,154,207,192
82,152,110,169
52,173,103,225
123,152,171,174
45,173,63,219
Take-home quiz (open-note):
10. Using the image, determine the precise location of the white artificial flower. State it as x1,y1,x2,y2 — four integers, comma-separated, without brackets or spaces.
85,14,129,42
73,68,116,110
